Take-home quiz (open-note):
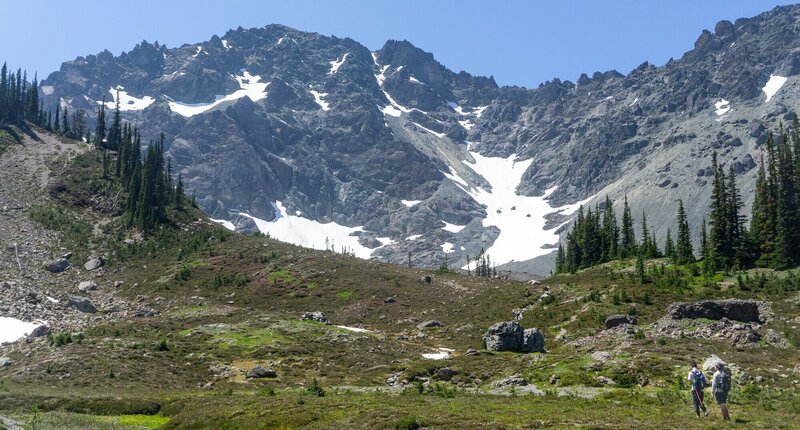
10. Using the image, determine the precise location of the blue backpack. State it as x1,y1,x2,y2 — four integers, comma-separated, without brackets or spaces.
690,369,706,391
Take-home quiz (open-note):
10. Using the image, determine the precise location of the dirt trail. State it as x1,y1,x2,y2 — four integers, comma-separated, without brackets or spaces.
0,131,81,278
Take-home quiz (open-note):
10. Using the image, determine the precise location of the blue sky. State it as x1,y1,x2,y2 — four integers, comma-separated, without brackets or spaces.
1,0,794,87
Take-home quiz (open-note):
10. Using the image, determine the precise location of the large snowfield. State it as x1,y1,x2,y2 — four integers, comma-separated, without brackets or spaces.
444,152,592,267
168,71,268,117
217,202,379,259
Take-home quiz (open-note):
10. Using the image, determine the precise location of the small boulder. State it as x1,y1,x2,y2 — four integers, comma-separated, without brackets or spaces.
483,321,523,351
68,296,97,313
703,355,727,372
84,257,105,271
29,323,51,338
246,365,277,379
521,328,545,353
605,314,637,329
44,258,71,273
417,320,443,330
491,376,528,388
384,296,396,304
437,368,458,381
591,351,612,363
0,357,12,368
77,281,98,293
420,275,432,284
301,311,330,324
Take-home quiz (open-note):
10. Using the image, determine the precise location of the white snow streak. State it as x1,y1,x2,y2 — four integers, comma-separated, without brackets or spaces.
328,53,349,75
409,76,423,84
101,86,155,112
309,90,330,111
407,234,423,241
401,200,422,207
441,222,466,233
167,70,268,117
410,122,445,138
441,242,455,253
221,39,230,49
459,119,475,131
336,325,370,333
422,348,453,360
763,74,788,103
239,202,378,259
210,218,235,231
714,99,731,116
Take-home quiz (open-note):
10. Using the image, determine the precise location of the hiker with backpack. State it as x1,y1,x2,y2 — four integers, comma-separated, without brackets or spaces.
712,363,732,421
688,361,709,417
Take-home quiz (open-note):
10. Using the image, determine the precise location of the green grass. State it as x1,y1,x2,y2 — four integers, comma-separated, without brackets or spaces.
4,129,800,429
9,412,168,430
335,290,353,299
29,204,93,261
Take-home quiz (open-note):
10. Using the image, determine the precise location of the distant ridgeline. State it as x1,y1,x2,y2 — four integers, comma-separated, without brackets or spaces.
0,60,187,233
556,117,800,275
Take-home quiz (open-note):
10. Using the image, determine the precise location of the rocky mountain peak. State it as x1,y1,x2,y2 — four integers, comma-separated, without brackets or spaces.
40,4,800,276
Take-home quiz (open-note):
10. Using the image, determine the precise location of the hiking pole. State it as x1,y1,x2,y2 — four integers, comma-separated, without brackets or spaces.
692,389,707,416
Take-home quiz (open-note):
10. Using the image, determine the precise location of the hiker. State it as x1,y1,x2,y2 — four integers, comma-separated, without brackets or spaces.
711,363,732,421
688,361,709,417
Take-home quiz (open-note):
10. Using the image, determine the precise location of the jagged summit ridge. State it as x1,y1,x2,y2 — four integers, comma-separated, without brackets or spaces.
40,4,800,275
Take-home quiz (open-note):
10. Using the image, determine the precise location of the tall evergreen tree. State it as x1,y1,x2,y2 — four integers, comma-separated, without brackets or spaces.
95,99,106,147
664,228,676,261
676,199,694,265
620,195,635,258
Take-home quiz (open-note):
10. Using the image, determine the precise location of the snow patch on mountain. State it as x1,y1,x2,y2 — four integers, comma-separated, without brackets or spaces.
401,200,422,207
445,152,593,268
381,90,413,117
237,202,377,259
100,86,155,111
763,74,788,102
410,122,445,138
221,39,230,49
409,76,423,84
309,90,330,111
714,99,731,116
442,242,455,253
0,317,44,344
210,218,236,231
441,222,466,233
168,70,268,117
328,53,349,75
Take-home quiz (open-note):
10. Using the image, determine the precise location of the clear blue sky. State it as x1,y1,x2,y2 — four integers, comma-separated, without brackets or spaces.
1,0,794,87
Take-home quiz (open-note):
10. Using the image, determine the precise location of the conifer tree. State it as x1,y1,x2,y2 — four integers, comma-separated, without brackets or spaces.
664,228,676,261
95,99,106,147
676,199,694,265
620,195,635,258
601,196,619,262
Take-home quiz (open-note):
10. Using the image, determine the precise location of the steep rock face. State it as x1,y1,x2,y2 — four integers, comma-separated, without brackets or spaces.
41,6,800,275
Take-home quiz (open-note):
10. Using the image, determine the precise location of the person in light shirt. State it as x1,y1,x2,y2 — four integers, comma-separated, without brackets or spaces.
711,363,732,421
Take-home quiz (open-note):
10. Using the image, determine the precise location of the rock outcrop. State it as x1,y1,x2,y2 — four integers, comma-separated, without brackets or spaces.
483,321,545,353
301,311,330,324
605,315,637,329
665,300,762,323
